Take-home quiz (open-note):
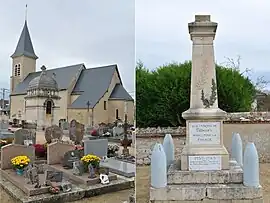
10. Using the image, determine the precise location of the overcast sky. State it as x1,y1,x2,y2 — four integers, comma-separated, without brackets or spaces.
0,0,135,97
136,0,270,89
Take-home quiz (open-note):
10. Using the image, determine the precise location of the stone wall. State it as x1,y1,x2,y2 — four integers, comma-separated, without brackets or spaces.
136,123,270,165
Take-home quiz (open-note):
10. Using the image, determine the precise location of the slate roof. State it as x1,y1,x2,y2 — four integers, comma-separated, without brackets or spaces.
11,21,38,59
11,63,133,108
12,64,84,94
109,83,133,101
71,65,121,108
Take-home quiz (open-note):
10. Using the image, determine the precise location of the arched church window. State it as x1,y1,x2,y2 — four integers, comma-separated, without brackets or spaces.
46,100,52,115
14,64,18,76
17,64,21,76
116,109,119,119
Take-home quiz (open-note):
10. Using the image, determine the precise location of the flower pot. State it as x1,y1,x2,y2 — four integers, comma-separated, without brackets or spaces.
16,168,24,176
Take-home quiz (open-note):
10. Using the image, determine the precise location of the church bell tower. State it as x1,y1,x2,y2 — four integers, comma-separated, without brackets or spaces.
10,19,38,93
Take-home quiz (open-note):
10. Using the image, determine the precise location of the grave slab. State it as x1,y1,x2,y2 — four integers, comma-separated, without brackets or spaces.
100,158,135,178
47,164,118,185
1,169,50,196
0,171,134,203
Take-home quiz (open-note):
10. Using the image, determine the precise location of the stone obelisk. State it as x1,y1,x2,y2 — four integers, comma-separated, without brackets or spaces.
181,15,229,170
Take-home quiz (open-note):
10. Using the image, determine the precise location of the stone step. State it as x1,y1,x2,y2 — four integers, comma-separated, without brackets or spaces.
150,183,263,201
167,161,243,184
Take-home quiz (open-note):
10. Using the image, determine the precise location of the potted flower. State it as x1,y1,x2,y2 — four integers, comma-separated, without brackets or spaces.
80,154,101,172
11,155,30,175
107,144,119,157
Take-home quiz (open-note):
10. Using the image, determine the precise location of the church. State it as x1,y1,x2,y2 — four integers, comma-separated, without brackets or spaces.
9,20,134,130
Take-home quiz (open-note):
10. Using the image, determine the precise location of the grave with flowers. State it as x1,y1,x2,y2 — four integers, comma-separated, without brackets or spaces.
0,120,134,202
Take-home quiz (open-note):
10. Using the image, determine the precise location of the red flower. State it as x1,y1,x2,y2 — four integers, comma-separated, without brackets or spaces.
33,144,46,153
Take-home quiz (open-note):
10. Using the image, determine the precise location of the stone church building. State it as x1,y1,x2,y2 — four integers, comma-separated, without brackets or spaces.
9,20,134,130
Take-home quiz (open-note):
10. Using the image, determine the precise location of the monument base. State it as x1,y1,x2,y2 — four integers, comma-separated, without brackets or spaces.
150,161,263,203
180,145,229,170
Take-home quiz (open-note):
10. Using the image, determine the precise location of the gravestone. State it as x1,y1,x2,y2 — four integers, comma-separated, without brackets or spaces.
0,120,9,131
45,125,63,143
112,126,124,137
47,142,74,165
14,129,36,146
63,150,82,169
1,144,35,169
69,120,84,144
84,139,108,157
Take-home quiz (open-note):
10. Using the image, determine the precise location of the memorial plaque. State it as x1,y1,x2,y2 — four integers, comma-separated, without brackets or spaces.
189,155,221,171
189,122,220,145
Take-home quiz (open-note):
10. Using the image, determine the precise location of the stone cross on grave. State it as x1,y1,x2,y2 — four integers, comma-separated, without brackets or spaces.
180,15,229,171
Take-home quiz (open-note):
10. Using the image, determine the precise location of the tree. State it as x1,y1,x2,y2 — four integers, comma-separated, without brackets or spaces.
136,61,256,128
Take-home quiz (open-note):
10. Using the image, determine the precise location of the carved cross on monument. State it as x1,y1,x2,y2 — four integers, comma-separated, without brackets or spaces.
181,15,229,171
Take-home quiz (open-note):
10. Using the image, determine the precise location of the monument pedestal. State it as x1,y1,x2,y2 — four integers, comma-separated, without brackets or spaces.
150,160,263,203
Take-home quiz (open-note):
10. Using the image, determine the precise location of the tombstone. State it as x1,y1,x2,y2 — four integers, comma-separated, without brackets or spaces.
14,129,36,146
62,122,69,130
113,126,124,137
163,134,175,168
151,143,167,188
243,142,260,187
62,150,82,169
0,120,9,131
1,144,35,170
69,119,77,141
45,125,63,143
69,120,84,144
47,142,74,165
84,139,108,158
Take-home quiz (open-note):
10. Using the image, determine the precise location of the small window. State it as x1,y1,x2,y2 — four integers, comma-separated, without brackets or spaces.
14,65,18,76
46,100,52,115
115,109,119,119
104,101,107,110
17,64,21,76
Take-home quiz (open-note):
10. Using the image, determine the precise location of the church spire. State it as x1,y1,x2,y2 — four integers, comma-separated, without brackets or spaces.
11,8,38,60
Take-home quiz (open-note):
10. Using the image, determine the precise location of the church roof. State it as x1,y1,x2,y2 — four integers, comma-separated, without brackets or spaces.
109,83,133,101
28,65,58,91
11,21,38,59
12,63,84,94
11,63,133,108
70,65,123,108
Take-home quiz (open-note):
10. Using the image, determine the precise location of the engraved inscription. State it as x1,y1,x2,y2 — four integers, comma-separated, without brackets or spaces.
189,122,220,145
189,155,221,171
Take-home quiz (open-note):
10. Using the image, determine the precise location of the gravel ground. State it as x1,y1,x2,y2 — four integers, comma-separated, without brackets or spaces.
136,163,270,203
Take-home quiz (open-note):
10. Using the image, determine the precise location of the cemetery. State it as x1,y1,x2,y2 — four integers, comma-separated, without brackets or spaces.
0,118,136,202
146,15,265,202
